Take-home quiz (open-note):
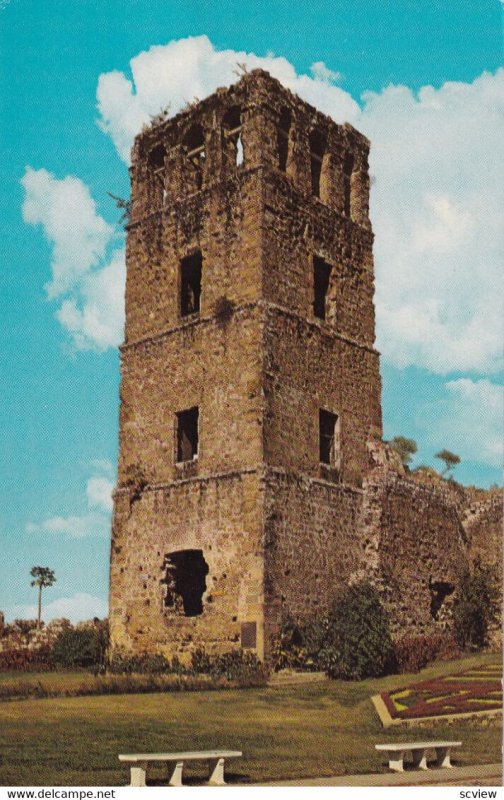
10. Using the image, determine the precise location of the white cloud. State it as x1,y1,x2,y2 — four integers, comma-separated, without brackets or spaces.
56,249,125,352
96,35,359,163
86,476,114,513
95,37,503,375
26,467,114,538
26,512,107,539
361,72,504,374
416,378,503,468
21,167,113,299
7,593,108,624
21,167,125,352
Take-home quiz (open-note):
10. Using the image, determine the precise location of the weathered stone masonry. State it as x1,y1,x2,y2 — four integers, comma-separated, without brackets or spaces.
109,69,501,661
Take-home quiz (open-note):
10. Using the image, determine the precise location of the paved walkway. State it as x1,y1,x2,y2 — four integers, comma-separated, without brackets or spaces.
260,763,502,787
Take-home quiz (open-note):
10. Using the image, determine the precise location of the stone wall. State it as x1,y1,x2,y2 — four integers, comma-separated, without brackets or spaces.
118,308,263,486
261,468,364,656
110,470,264,660
463,492,503,578
463,492,503,645
360,465,468,636
263,307,381,486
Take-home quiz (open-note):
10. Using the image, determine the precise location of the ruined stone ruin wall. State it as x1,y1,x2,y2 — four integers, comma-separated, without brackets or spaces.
109,470,265,659
117,309,263,487
463,492,503,578
261,469,364,656
261,174,376,346
262,307,381,486
360,468,469,637
124,170,264,347
463,493,503,646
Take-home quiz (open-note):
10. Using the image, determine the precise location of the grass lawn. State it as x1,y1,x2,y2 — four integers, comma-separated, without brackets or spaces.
0,652,500,786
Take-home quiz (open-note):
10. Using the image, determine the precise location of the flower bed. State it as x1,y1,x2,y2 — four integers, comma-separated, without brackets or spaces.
380,663,502,720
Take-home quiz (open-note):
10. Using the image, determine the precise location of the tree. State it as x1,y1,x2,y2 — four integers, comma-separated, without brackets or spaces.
435,449,461,477
388,436,417,467
30,567,56,628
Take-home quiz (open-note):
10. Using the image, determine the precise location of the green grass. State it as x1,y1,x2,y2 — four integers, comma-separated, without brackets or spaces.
0,653,500,786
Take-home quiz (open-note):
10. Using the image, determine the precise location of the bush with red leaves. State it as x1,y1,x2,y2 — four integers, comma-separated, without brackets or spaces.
0,646,54,672
394,633,460,673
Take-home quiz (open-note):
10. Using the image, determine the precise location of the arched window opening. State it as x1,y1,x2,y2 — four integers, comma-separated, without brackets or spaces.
277,107,291,172
343,151,354,217
309,129,326,197
223,106,243,167
162,549,209,617
183,124,205,190
147,144,166,202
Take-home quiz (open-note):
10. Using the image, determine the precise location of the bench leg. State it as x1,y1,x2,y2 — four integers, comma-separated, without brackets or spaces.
167,761,184,787
208,757,226,786
387,750,405,773
412,748,428,770
435,747,453,769
130,763,147,787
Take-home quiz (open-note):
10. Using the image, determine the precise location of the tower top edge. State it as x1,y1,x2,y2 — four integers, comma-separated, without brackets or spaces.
133,67,369,155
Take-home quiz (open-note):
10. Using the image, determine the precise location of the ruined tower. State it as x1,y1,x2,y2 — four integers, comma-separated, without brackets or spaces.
109,70,383,661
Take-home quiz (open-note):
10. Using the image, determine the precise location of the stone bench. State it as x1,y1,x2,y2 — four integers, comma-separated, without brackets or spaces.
375,741,462,773
118,750,243,786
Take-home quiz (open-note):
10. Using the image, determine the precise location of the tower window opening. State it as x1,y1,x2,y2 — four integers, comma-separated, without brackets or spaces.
223,106,243,166
184,124,205,190
162,549,209,616
313,256,331,320
180,251,202,316
277,107,291,172
147,144,166,202
343,151,354,217
176,406,199,462
319,409,339,466
309,129,326,197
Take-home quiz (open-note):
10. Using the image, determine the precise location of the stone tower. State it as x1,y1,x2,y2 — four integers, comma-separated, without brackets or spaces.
109,70,382,661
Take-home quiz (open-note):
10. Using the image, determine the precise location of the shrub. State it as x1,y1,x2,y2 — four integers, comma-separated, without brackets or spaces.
190,647,267,685
453,560,500,650
270,615,310,671
52,628,105,668
209,650,267,685
190,647,212,674
108,649,171,674
319,582,394,680
271,614,329,672
393,633,460,673
0,646,53,672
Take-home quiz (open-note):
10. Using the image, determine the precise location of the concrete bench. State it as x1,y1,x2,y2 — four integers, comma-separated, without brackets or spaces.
375,741,462,773
119,750,242,786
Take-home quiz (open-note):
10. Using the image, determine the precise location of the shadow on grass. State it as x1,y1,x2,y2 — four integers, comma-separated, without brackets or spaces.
148,770,253,786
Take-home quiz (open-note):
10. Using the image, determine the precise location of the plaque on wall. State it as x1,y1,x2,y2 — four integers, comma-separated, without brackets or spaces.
240,621,257,649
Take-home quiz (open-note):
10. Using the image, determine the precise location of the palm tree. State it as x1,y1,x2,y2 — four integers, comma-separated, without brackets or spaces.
30,566,56,628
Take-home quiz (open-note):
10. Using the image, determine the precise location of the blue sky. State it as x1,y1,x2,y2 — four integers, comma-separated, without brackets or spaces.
0,0,502,622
